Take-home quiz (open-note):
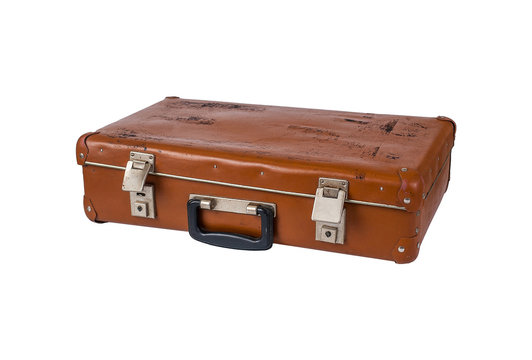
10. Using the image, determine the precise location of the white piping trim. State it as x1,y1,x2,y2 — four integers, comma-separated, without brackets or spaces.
84,161,407,211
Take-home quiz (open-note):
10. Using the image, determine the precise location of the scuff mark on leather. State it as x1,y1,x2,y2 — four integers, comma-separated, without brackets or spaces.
361,146,380,159
370,146,380,158
287,125,340,138
115,129,138,138
175,116,215,125
412,122,427,129
354,171,366,180
380,119,398,134
151,115,215,125
386,153,400,160
347,142,364,150
344,118,369,125
167,100,265,112
108,129,164,141
393,132,417,138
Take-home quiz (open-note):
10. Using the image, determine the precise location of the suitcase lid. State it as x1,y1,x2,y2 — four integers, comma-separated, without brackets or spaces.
77,97,455,212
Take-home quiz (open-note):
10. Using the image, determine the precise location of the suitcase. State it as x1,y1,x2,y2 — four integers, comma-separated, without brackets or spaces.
76,97,455,263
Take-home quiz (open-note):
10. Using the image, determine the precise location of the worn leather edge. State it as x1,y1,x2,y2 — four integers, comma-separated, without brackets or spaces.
83,195,98,222
79,133,100,222
76,132,99,165
397,169,424,212
392,234,420,264
444,153,452,193
436,116,456,191
436,116,456,139
395,117,455,212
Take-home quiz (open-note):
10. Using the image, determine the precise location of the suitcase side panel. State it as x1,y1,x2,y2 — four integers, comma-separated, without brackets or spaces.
81,165,419,262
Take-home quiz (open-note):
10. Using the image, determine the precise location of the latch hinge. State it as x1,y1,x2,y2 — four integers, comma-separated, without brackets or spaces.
122,152,156,219
311,178,348,244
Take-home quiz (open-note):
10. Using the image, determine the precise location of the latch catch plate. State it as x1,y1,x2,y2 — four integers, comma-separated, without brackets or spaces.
130,184,156,219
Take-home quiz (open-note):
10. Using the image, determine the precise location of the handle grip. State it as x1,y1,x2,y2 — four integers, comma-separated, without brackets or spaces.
187,198,274,250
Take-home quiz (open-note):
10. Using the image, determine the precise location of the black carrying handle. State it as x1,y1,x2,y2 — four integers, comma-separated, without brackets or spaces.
186,199,274,250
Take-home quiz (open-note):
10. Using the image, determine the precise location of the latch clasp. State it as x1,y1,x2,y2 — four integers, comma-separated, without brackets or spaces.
311,178,348,244
122,152,156,219
122,152,154,192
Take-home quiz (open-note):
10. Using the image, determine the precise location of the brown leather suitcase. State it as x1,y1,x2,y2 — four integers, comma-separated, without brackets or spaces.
76,97,455,263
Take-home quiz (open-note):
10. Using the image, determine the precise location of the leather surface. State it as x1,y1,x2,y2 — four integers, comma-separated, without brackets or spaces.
76,97,455,263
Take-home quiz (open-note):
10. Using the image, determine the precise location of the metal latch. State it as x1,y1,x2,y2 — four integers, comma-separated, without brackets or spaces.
122,152,156,218
311,178,348,244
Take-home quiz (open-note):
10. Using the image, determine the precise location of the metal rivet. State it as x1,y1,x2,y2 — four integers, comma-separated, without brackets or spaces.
379,186,384,191
325,231,332,238
87,206,91,212
79,153,84,159
137,205,143,212
403,198,411,204
341,182,346,186
213,164,217,168
100,148,103,152
260,171,264,175
415,227,419,234
398,246,405,253
320,179,324,183
401,168,408,172
149,156,153,159
422,193,426,199
130,153,134,157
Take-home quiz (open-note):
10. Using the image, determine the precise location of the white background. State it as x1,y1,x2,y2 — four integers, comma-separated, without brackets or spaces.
1,1,531,359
